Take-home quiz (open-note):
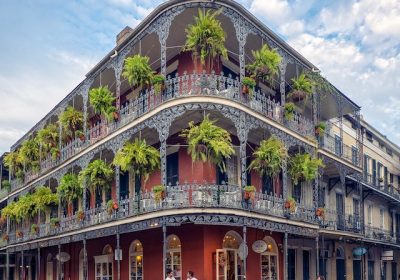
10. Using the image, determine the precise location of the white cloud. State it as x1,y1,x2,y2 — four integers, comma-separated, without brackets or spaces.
280,20,304,37
250,0,290,25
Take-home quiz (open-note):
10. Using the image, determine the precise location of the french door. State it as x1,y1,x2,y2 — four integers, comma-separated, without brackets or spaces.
216,249,244,280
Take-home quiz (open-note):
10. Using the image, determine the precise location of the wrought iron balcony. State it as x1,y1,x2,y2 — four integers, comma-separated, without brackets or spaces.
0,188,8,200
364,225,396,244
8,72,315,195
319,133,359,167
321,209,363,234
363,174,400,201
2,183,317,247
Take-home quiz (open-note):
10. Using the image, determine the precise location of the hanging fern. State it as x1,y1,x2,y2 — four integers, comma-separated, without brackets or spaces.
89,86,117,122
183,9,228,67
180,114,234,171
122,54,154,88
79,159,114,195
288,73,315,102
249,137,288,178
113,138,160,183
288,153,325,185
59,106,84,139
3,151,22,177
31,186,58,215
19,138,40,171
37,124,59,155
247,44,282,85
57,174,83,204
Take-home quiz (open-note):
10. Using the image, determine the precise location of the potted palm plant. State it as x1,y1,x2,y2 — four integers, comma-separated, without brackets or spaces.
243,185,256,200
3,151,22,180
152,185,166,203
180,114,235,172
315,122,326,138
31,186,58,225
59,106,84,142
247,44,282,86
79,159,114,202
57,174,83,215
37,124,59,155
106,199,118,214
122,54,154,91
31,223,39,235
284,197,296,213
1,180,11,192
249,136,288,180
288,153,325,185
242,77,256,95
113,138,160,190
284,102,296,121
183,9,228,72
50,217,60,228
19,138,40,174
288,73,314,102
89,86,117,122
152,74,166,95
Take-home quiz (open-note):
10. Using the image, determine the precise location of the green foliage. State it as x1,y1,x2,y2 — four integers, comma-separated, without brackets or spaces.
152,185,165,193
122,55,154,88
1,201,17,221
315,122,326,136
1,180,11,192
59,106,84,139
50,147,60,160
31,223,39,235
113,138,160,183
284,102,296,121
57,173,83,204
288,153,325,185
288,73,314,101
37,124,59,155
243,185,256,192
152,74,165,95
18,138,40,171
13,193,35,222
180,114,234,171
50,217,60,227
79,159,114,195
247,44,282,84
242,77,256,88
249,137,288,178
31,186,58,215
3,151,22,176
183,9,228,67
89,86,117,122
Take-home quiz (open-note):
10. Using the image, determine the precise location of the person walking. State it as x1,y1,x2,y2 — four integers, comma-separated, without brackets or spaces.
187,271,198,280
166,269,176,280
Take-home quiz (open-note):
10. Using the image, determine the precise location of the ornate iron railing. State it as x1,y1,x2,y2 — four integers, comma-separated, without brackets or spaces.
2,184,317,247
363,174,400,201
319,133,360,167
364,225,396,243
321,209,363,234
8,72,315,194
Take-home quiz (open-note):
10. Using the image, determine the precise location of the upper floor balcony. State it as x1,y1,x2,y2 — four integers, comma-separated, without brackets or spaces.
362,173,400,203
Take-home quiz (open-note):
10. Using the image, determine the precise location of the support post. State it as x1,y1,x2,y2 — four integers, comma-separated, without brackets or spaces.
392,210,396,238
58,244,61,280
282,158,288,201
322,235,325,278
243,226,247,278
21,250,24,280
284,232,288,280
316,235,319,278
279,60,287,106
115,166,120,202
161,140,167,186
82,181,87,211
6,249,9,280
163,225,167,280
83,238,88,280
38,247,41,280
117,231,121,280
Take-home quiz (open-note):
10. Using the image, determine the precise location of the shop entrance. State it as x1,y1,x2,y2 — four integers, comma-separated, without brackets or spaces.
216,231,244,280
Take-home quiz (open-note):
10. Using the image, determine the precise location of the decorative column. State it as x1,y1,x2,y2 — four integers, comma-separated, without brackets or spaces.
243,226,247,277
116,231,121,280
58,244,61,280
282,156,288,201
313,168,319,211
38,247,41,280
21,250,25,280
6,249,9,280
83,238,88,280
337,94,344,156
279,59,288,106
284,231,288,280
58,120,63,152
163,225,167,280
82,181,87,211
79,78,93,139
392,209,396,238
115,166,120,201
316,235,319,278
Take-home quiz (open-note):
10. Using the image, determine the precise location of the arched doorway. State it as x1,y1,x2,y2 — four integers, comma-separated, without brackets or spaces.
166,235,182,280
216,230,244,280
46,254,53,280
94,245,113,280
336,247,345,280
261,236,279,280
129,240,143,280
78,249,84,280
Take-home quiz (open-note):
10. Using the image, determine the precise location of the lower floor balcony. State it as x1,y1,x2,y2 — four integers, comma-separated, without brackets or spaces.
364,225,396,244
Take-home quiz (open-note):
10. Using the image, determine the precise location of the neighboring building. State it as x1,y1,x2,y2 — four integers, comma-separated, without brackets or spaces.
0,1,398,280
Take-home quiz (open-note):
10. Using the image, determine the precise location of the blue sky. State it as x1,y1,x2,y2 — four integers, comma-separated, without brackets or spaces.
0,0,399,153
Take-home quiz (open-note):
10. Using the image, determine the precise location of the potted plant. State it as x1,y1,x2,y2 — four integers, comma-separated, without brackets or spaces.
284,102,296,121
288,73,314,102
106,199,118,214
31,186,58,225
113,138,160,191
183,9,228,71
284,197,296,213
288,153,325,185
315,122,326,137
79,159,114,200
247,44,282,85
57,174,83,215
1,180,11,192
37,124,59,155
19,138,40,174
249,136,288,180
77,210,85,222
243,185,256,200
59,106,84,141
50,217,60,228
3,151,22,180
2,234,9,241
16,230,23,238
152,74,166,95
316,207,325,219
152,185,166,203
89,86,117,122
122,54,154,91
75,130,86,141
50,147,61,160
180,114,234,172
31,223,39,235
242,77,256,95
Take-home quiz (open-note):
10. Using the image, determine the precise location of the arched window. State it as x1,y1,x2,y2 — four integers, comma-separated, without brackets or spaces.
167,235,182,280
222,230,242,249
336,247,345,259
129,240,143,280
261,236,279,280
94,245,113,280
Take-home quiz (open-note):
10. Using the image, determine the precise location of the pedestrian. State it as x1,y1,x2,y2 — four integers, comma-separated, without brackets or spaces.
187,271,198,280
317,276,325,280
166,269,176,280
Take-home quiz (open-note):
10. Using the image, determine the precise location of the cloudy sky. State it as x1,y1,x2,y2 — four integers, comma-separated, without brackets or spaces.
0,0,399,154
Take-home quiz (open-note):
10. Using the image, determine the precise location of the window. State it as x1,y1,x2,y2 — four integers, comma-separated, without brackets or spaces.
288,249,296,280
380,209,384,229
129,240,143,280
351,147,358,165
166,152,179,186
261,236,279,280
167,235,182,280
293,183,302,203
372,159,377,184
335,135,342,155
120,172,129,200
387,148,393,156
366,131,373,142
367,205,373,225
94,245,113,280
262,174,273,195
318,187,326,207
303,250,310,280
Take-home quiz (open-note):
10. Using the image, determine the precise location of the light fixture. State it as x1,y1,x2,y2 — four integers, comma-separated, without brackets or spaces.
136,255,142,262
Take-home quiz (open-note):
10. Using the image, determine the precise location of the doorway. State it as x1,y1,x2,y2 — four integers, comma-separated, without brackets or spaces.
336,247,345,280
216,231,244,280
